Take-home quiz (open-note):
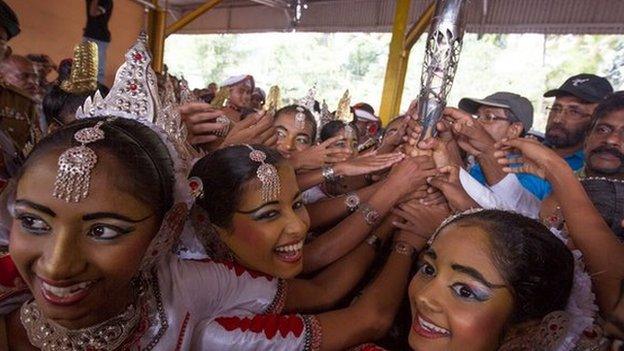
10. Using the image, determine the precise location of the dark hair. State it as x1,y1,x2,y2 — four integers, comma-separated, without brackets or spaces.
275,105,318,143
320,120,359,142
43,84,110,126
439,210,574,323
590,91,624,130
19,117,175,218
190,145,283,228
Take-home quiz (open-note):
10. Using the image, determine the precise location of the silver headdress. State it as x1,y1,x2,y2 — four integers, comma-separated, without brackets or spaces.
246,145,281,203
179,76,197,105
296,84,319,131
76,32,160,124
294,106,307,131
157,73,193,162
297,84,317,113
320,100,332,126
415,0,468,141
63,32,170,203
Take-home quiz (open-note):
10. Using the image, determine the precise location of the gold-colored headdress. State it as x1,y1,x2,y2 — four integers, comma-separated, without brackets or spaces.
60,42,98,94
210,87,230,109
263,85,280,114
336,89,353,122
246,145,280,203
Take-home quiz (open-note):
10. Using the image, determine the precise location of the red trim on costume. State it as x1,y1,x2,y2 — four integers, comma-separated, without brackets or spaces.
216,314,305,340
175,312,191,351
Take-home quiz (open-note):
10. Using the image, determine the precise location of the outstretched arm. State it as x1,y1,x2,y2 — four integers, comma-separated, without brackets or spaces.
497,138,624,311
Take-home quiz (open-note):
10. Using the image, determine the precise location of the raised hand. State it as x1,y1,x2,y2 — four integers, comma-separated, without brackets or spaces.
290,136,352,170
334,151,405,177
494,138,569,180
427,165,479,212
180,102,228,145
386,155,438,195
444,107,497,157
222,110,276,147
392,200,450,248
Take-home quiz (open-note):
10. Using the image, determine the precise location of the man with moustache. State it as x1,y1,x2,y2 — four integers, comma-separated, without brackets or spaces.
544,73,614,172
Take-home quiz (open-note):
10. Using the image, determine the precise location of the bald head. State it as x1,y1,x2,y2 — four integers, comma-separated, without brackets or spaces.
0,55,37,95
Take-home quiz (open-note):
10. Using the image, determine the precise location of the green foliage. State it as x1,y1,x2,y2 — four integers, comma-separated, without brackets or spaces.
164,32,623,131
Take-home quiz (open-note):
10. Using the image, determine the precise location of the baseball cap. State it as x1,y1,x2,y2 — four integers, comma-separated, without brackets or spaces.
459,92,534,132
544,73,614,103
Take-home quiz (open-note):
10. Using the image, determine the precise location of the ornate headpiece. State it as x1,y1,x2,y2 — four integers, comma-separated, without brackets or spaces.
297,84,317,113
60,42,99,94
335,89,353,122
53,121,106,203
76,32,160,124
263,85,280,114
320,99,332,126
246,145,280,203
294,106,307,131
157,73,193,162
179,76,197,105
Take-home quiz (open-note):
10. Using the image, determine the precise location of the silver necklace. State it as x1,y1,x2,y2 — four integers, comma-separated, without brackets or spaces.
20,299,142,351
581,176,624,184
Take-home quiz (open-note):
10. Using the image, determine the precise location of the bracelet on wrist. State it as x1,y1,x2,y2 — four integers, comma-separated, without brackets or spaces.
358,203,381,226
393,241,416,258
322,165,337,182
345,192,360,213
365,233,382,252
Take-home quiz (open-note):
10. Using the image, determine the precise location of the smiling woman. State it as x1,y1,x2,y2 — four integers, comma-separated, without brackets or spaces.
408,209,575,351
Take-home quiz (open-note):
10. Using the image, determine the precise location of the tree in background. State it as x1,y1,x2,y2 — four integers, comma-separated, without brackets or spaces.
164,33,622,130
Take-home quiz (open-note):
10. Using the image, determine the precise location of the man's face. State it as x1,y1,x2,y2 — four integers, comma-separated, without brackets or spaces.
584,109,624,176
475,106,522,141
0,56,38,96
545,96,597,149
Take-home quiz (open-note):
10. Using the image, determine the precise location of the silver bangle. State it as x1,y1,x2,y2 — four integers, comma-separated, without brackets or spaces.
345,192,360,213
365,234,381,252
322,166,336,182
359,203,381,226
393,241,416,258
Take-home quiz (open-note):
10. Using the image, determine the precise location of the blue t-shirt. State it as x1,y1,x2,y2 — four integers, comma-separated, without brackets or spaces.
468,150,585,201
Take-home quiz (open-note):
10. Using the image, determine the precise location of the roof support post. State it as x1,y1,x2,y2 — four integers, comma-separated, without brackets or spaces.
165,0,223,36
379,1,435,125
147,0,166,73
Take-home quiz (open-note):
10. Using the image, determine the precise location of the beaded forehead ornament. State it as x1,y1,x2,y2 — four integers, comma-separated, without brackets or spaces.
246,145,281,203
53,121,106,203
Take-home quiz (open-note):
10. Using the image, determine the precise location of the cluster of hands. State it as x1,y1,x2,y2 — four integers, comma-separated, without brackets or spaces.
180,101,564,244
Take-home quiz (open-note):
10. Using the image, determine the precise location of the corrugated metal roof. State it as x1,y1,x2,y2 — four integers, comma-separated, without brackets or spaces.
161,0,624,34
